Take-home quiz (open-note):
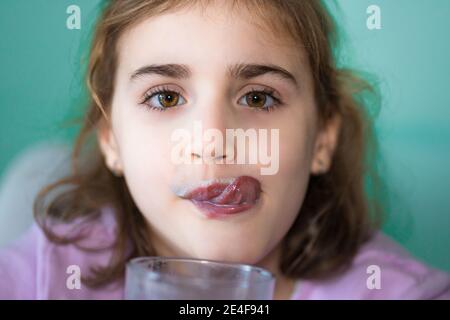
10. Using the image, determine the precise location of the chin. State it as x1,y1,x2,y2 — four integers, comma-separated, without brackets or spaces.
188,242,264,265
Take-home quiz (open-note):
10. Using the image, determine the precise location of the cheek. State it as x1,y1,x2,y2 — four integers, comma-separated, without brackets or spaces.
112,106,177,214
119,124,171,174
261,109,317,229
277,110,316,180
280,133,312,178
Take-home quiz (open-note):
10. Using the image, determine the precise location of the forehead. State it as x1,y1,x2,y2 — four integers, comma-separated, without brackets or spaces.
115,3,308,78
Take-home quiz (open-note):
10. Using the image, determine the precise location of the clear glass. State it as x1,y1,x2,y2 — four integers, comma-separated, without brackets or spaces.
124,256,276,300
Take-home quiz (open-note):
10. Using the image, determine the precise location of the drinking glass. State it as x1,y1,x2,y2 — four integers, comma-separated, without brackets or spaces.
124,256,275,300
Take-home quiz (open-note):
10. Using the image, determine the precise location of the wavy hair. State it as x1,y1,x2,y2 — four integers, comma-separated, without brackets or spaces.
34,0,384,287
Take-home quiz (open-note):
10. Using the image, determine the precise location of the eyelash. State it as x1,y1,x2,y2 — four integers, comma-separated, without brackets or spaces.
140,85,183,112
139,85,284,112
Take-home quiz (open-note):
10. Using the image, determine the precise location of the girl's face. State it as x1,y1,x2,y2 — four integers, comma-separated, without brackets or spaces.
99,2,339,265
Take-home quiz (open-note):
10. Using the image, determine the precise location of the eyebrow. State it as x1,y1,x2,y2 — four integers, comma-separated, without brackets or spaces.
130,63,299,88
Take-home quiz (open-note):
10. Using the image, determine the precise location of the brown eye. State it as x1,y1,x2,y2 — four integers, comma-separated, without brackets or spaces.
158,91,179,108
239,89,281,111
245,92,267,109
141,86,186,112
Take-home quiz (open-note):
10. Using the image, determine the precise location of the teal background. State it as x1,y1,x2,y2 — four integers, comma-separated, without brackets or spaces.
1,1,449,271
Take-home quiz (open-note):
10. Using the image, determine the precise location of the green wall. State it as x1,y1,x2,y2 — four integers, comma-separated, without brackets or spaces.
331,0,450,271
1,0,449,271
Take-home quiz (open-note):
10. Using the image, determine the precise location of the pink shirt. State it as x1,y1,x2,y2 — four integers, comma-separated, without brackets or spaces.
0,206,449,299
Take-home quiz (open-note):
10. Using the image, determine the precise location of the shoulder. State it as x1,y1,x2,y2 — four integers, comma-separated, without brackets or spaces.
0,205,123,299
0,223,40,299
293,232,450,300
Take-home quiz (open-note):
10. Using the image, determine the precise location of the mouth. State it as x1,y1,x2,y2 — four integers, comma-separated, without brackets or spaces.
173,176,262,218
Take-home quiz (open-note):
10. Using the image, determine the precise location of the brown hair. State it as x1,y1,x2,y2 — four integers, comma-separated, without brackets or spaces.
34,0,384,287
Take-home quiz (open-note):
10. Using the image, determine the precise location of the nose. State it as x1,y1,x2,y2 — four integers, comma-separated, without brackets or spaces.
187,90,237,164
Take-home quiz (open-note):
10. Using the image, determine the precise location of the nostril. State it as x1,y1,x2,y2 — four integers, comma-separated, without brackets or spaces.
189,151,230,162
190,152,201,160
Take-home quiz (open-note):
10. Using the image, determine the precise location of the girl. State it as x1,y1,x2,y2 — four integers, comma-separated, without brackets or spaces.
0,0,449,299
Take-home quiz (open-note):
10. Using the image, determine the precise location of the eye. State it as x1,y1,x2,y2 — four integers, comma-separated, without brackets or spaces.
140,85,186,111
238,88,283,111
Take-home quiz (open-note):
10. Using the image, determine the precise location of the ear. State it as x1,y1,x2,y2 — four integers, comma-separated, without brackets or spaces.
310,114,341,175
97,119,123,176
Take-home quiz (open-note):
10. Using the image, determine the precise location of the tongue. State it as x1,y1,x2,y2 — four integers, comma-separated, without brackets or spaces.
209,176,261,205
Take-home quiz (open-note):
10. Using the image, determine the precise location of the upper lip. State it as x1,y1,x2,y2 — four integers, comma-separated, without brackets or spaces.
172,176,262,205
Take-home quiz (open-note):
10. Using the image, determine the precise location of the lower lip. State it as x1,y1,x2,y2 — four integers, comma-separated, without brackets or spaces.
189,199,256,218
